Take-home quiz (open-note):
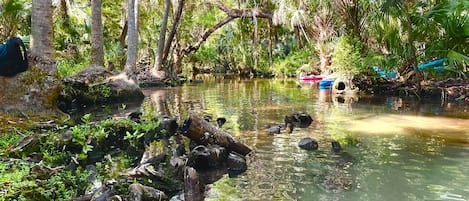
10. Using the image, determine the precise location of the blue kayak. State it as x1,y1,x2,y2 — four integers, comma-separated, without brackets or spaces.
319,80,334,87
319,85,331,90
418,58,447,70
373,66,397,79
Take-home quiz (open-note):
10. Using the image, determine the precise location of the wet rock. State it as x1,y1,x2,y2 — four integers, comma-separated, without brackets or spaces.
85,165,103,195
186,144,229,169
331,141,341,153
207,145,228,167
266,125,281,134
172,143,186,157
187,145,211,168
203,115,212,122
285,123,294,134
216,117,226,128
90,188,110,201
128,183,167,201
285,112,313,128
128,111,142,123
189,140,198,152
298,137,318,151
227,152,247,173
156,115,178,136
59,67,144,108
319,166,352,193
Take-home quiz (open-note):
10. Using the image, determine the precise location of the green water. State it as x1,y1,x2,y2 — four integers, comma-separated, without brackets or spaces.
142,78,469,201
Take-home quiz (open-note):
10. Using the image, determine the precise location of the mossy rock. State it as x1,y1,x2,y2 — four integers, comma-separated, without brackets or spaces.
59,66,144,108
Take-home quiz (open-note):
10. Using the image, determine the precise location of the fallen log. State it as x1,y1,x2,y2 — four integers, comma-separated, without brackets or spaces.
180,113,251,156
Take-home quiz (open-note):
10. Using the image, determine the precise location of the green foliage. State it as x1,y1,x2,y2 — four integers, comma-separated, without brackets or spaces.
0,116,163,200
0,0,30,40
104,41,125,71
271,48,312,77
0,160,90,201
37,168,91,200
89,85,112,99
57,57,90,77
0,131,22,151
0,160,34,201
445,50,469,78
331,36,365,75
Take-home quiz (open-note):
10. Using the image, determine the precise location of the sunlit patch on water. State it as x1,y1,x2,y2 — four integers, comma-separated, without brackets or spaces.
342,114,469,145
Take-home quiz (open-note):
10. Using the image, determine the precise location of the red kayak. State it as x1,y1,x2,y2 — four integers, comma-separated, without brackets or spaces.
299,75,324,81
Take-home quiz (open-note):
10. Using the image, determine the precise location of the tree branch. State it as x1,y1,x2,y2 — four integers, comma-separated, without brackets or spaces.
184,16,235,54
183,1,273,55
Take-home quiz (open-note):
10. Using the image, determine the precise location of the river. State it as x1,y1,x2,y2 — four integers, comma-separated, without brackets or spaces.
78,78,469,200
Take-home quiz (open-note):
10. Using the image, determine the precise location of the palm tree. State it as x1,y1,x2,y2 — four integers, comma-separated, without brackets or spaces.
31,0,54,64
91,0,104,67
124,0,138,77
378,0,419,81
310,7,337,74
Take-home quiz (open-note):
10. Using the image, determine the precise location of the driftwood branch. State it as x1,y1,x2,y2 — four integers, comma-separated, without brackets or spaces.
181,113,252,156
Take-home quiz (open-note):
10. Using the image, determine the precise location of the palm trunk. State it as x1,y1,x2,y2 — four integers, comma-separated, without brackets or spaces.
268,22,273,67
154,0,171,72
404,1,419,83
31,0,55,65
91,0,104,67
124,0,139,76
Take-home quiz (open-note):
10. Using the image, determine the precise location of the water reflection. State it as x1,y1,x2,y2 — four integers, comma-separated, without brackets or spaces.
139,79,469,201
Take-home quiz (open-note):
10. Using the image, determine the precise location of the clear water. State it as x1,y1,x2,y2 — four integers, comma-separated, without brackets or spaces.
141,78,469,201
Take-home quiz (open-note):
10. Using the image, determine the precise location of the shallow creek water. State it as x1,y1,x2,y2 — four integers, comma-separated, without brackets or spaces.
80,78,469,201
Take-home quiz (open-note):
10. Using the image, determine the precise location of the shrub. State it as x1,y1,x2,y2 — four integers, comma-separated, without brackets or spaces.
331,36,365,76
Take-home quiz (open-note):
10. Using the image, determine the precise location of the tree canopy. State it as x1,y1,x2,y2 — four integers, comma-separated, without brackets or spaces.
0,0,467,79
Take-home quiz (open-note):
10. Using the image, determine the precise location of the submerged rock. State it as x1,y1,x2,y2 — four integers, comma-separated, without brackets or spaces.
285,112,313,128
298,137,318,151
266,125,281,134
216,117,226,128
331,141,341,153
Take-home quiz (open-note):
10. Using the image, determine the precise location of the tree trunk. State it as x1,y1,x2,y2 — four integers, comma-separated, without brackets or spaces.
0,0,63,116
124,0,139,76
91,0,104,67
119,20,128,48
403,1,419,84
181,113,252,156
59,0,70,29
161,0,186,70
154,0,171,72
268,22,273,67
31,0,54,64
